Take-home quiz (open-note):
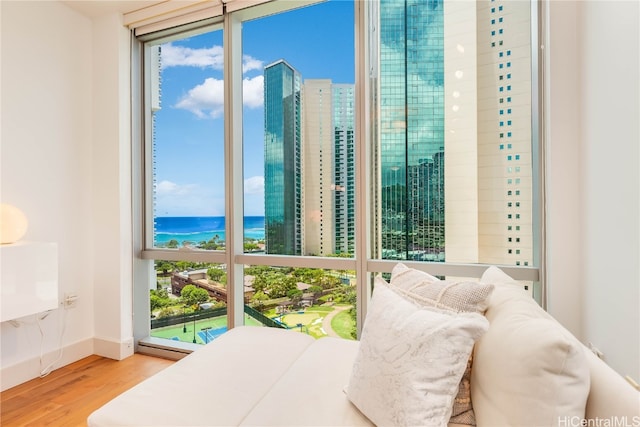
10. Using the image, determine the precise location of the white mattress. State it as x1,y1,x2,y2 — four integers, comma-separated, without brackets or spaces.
239,336,372,426
87,326,316,427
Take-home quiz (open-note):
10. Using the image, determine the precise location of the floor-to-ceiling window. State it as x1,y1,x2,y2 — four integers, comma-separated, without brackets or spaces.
132,0,541,353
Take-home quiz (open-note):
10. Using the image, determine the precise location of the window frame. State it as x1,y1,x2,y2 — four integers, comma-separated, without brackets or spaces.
131,0,544,351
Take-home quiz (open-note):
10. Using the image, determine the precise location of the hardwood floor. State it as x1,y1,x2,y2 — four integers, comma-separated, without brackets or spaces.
1,354,174,426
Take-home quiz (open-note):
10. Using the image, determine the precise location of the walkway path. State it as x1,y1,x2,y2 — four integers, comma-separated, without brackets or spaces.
321,305,352,338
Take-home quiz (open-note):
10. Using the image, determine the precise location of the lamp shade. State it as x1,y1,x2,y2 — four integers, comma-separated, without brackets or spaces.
0,204,29,244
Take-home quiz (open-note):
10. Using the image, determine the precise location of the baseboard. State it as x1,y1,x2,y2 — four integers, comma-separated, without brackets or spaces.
93,336,135,360
0,338,93,392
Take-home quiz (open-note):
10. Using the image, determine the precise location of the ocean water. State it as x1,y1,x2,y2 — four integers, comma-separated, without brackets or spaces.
154,216,264,246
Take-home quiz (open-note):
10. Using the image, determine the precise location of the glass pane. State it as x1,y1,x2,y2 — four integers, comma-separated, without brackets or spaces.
148,29,226,250
150,260,243,345
242,1,355,257
244,265,357,340
371,0,534,267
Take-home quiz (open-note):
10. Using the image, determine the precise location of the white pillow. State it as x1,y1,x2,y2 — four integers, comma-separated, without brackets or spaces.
472,266,591,426
391,262,494,313
346,277,490,427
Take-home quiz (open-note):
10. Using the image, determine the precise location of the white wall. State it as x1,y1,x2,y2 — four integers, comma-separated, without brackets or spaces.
0,1,134,391
0,1,95,390
578,0,639,381
91,12,135,361
547,0,640,381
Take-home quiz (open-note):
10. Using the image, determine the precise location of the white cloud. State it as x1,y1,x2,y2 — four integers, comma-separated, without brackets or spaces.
243,55,264,73
156,180,197,196
161,43,224,69
244,176,264,195
161,44,264,74
175,75,263,118
243,75,264,109
175,77,224,118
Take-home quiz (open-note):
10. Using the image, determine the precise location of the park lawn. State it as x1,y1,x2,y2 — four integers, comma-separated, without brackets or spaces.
281,311,321,329
306,306,335,313
331,308,356,340
281,309,335,339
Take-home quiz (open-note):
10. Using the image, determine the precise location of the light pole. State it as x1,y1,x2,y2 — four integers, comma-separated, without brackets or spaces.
192,310,197,343
182,305,187,334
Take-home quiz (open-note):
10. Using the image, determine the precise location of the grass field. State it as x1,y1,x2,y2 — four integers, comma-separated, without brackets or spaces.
281,311,325,338
331,308,356,340
152,304,356,344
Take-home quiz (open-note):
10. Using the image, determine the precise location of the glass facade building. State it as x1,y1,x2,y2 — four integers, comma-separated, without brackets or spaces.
264,60,302,255
375,0,532,266
378,0,445,261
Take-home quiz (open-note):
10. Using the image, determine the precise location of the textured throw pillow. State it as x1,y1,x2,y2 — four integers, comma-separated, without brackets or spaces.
391,262,494,313
449,353,476,425
471,266,591,426
390,263,494,425
346,277,490,427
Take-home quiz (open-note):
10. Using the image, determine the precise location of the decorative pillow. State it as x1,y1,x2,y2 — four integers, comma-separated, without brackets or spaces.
471,266,591,426
480,265,523,289
346,277,490,427
391,262,494,313
449,353,476,425
390,262,494,425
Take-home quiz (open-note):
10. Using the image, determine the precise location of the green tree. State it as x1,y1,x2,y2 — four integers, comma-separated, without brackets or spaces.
167,239,179,249
287,289,303,306
245,265,272,276
251,291,268,311
155,261,175,276
267,273,297,298
150,288,171,312
208,266,225,282
308,285,323,300
199,235,222,250
292,268,324,285
318,274,341,290
244,242,259,252
180,285,209,307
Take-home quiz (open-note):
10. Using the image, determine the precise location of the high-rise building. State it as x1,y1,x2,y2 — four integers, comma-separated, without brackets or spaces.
377,0,445,261
332,84,356,255
376,0,532,266
302,81,356,257
264,60,302,255
301,79,335,256
264,67,355,256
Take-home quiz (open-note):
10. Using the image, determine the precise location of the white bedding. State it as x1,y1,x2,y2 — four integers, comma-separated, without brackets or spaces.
87,326,371,427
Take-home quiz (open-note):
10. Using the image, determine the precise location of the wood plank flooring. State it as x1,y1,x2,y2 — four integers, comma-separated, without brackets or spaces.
1,354,174,426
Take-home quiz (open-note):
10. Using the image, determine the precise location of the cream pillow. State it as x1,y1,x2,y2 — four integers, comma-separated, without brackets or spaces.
391,262,494,313
391,262,494,425
346,277,489,427
472,266,591,426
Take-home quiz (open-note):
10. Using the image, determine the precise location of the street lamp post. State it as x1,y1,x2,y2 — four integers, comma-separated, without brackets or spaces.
183,305,187,334
192,311,197,343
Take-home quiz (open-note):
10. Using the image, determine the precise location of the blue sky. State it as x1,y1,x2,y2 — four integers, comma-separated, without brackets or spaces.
153,0,354,217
